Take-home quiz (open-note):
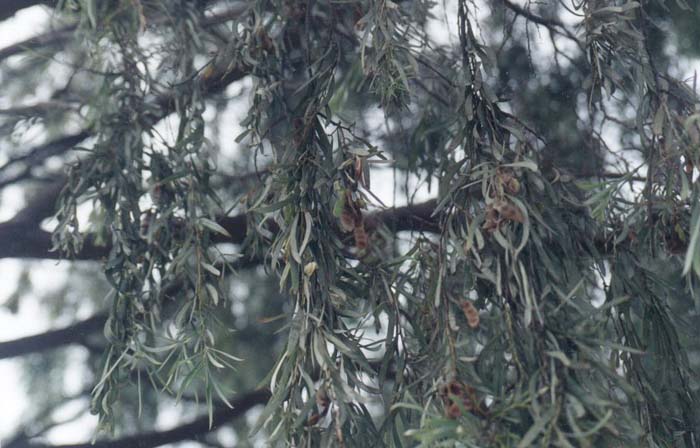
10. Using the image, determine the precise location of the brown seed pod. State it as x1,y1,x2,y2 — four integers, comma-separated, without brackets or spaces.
354,157,363,182
256,28,274,52
684,161,694,175
460,301,480,329
482,205,500,233
506,177,521,194
316,387,330,410
495,200,525,223
448,380,464,397
440,380,489,418
339,191,363,232
446,402,462,419
306,413,321,426
354,224,369,250
496,168,520,194
461,385,477,411
339,209,357,232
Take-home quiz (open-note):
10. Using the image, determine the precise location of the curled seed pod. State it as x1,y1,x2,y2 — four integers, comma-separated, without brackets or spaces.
506,177,521,194
316,387,330,410
306,413,321,426
460,301,480,329
461,385,477,411
496,168,520,194
495,200,525,223
448,380,464,397
446,402,462,419
256,28,274,52
482,205,500,233
339,208,356,232
684,161,694,175
440,380,484,418
354,224,369,250
440,380,465,402
354,157,363,181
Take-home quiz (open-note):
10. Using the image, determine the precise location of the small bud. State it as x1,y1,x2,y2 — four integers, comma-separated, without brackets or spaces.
304,261,318,276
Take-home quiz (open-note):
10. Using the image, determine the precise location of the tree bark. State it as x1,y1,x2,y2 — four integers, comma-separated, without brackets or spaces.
0,313,107,360
0,201,439,260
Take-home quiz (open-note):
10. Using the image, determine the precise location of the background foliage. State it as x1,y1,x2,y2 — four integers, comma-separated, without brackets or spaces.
1,0,700,446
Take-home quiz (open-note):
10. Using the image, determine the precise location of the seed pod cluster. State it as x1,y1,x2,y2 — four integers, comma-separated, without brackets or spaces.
496,167,521,195
483,168,526,233
439,380,482,419
337,190,369,251
482,199,525,233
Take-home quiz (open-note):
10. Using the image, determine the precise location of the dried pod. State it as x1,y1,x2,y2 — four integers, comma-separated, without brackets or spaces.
440,380,481,415
338,191,362,232
448,380,464,397
461,384,477,411
495,200,525,223
354,224,369,250
496,168,520,194
340,209,356,232
482,205,500,233
306,413,321,426
506,177,521,194
446,402,462,419
684,161,694,175
460,301,480,329
354,157,363,182
201,64,216,81
256,28,274,52
316,387,330,410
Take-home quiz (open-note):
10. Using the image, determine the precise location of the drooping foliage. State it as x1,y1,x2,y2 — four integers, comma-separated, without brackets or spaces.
1,0,700,446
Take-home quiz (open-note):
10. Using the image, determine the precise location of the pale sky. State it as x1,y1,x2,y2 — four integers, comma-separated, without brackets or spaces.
0,5,58,442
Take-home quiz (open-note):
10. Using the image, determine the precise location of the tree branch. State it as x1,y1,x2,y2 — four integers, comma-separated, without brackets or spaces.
499,0,582,45
0,25,75,63
0,201,440,261
0,313,107,360
0,132,88,188
7,389,271,448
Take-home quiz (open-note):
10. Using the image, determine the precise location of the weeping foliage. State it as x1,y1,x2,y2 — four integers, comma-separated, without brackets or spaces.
7,0,700,445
